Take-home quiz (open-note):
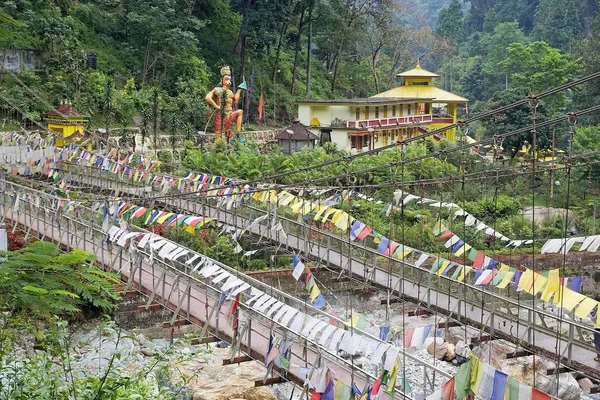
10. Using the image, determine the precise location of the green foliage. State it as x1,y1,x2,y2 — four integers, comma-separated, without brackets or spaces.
0,241,119,317
463,195,522,221
0,318,194,399
532,0,580,51
436,0,465,42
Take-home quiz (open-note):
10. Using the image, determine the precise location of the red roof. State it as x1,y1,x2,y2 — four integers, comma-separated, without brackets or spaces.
47,104,83,117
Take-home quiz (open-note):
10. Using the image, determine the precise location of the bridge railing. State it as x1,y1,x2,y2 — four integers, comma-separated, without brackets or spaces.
0,177,451,398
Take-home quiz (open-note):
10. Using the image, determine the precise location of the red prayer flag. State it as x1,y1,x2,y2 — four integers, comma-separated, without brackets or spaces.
532,388,551,400
439,230,454,240
403,328,415,348
309,390,321,400
441,377,455,400
258,93,264,120
473,252,485,269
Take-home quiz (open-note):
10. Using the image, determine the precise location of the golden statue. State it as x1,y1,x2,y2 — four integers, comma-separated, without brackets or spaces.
205,66,245,142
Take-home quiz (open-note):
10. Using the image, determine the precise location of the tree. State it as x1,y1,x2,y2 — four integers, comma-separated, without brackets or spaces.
0,242,119,317
532,0,580,51
436,0,464,42
499,41,582,115
482,87,550,159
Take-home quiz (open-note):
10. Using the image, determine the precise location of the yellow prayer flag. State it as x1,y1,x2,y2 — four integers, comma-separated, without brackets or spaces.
309,284,321,302
518,269,534,292
559,288,586,312
540,269,560,302
330,209,345,225
334,213,352,231
394,248,412,260
454,243,471,257
156,212,174,224
529,275,547,296
279,192,296,206
574,297,599,319
457,266,473,282
252,192,261,201
321,207,338,222
313,206,328,220
186,224,195,234
470,356,481,392
499,264,510,272
597,308,600,328
496,271,515,289
437,260,451,277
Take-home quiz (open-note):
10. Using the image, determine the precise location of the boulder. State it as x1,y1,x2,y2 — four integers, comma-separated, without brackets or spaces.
454,340,471,359
170,347,277,400
427,341,449,360
444,343,456,361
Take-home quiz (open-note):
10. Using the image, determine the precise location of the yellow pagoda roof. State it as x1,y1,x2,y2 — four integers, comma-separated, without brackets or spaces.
397,64,439,78
372,85,468,103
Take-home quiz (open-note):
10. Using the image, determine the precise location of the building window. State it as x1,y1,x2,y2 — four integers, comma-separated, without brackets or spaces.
408,81,429,86
383,105,388,118
375,107,379,118
356,107,360,120
408,104,412,115
365,106,369,119
392,105,396,116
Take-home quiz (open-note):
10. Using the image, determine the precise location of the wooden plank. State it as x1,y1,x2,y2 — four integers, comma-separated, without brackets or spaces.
409,309,431,317
506,350,530,359
119,289,139,299
137,304,163,312
379,298,401,305
162,319,190,328
222,355,252,365
590,386,600,394
191,337,219,345
255,377,282,387
547,367,569,375
437,321,461,329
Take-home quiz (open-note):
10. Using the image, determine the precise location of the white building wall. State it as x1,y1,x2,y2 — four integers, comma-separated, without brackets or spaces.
330,130,349,149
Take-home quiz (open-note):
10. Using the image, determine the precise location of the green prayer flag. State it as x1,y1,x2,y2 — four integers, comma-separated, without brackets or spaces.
468,247,478,262
429,259,442,274
277,355,291,370
450,265,464,280
306,276,316,291
454,358,471,399
506,377,520,400
491,271,506,286
541,270,549,278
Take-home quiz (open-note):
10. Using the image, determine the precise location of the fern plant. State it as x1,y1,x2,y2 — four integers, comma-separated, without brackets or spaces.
0,241,120,317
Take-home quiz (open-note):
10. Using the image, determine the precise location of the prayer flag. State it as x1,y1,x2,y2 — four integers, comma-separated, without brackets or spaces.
491,370,508,400
473,252,485,269
385,357,398,394
454,359,471,399
531,388,551,400
439,230,453,240
313,294,326,309
258,93,264,120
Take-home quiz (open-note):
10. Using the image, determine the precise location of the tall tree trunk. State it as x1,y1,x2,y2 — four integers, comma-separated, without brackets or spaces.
305,0,314,98
330,39,344,93
272,22,288,83
236,0,252,82
290,7,306,95
370,45,381,93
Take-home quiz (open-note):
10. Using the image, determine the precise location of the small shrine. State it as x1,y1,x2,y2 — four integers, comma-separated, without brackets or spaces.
275,119,319,155
45,101,89,148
